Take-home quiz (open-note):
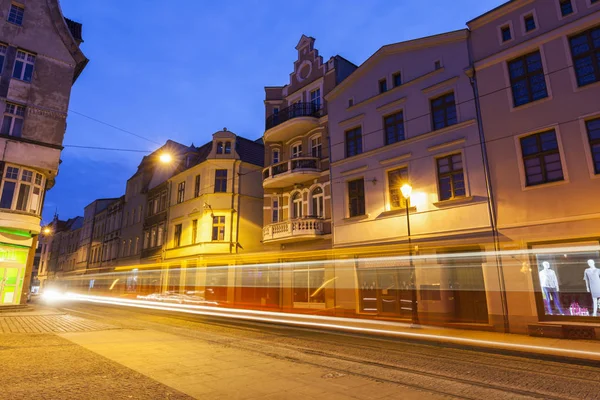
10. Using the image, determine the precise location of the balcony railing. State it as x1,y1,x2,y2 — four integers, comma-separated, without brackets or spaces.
263,218,324,241
263,157,320,181
266,102,321,130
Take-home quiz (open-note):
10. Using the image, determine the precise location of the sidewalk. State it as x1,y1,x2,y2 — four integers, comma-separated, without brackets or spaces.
65,294,600,363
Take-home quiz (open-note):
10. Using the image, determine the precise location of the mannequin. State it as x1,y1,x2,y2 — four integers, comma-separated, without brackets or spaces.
539,261,564,315
584,259,600,317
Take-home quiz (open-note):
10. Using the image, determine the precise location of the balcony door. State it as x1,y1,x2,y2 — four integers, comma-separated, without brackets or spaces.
291,143,302,159
291,193,303,219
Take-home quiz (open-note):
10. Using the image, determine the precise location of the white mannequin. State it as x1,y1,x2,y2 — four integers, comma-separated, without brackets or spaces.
584,259,600,317
539,261,563,315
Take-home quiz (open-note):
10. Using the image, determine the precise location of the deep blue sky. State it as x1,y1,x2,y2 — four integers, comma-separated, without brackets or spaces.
44,0,502,223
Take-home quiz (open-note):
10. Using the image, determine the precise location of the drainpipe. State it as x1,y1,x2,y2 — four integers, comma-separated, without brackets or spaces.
229,159,239,254
466,33,510,333
235,161,242,254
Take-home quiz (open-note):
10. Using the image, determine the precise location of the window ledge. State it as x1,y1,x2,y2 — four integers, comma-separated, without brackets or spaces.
377,207,417,219
343,214,369,222
575,79,600,93
521,179,568,192
510,95,552,113
433,196,474,207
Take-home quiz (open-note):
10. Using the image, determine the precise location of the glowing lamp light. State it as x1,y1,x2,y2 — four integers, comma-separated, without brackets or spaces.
159,153,173,164
400,183,412,200
43,227,52,235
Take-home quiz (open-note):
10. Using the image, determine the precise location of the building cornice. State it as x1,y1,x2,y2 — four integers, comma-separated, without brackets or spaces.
467,0,535,30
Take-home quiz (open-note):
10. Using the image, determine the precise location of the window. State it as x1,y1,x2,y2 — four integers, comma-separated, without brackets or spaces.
310,88,321,110
392,72,402,87
431,92,457,130
291,143,302,158
159,191,167,211
378,79,387,94
137,205,142,222
384,111,405,145
291,192,303,219
216,142,224,154
520,130,564,186
560,0,574,16
501,25,512,42
524,14,536,32
224,142,231,154
157,223,164,246
194,175,201,197
1,103,25,137
0,165,43,213
345,127,362,157
311,187,324,218
211,216,225,241
214,169,227,193
177,181,185,203
508,51,548,107
348,98,354,107
0,45,6,73
569,26,600,87
132,208,136,225
7,4,24,25
272,149,280,164
434,60,442,70
174,224,182,247
272,199,279,222
586,118,600,174
191,219,198,244
134,237,139,255
311,136,322,158
388,168,409,209
437,154,466,201
348,179,365,217
150,226,157,248
12,50,35,82
293,265,325,304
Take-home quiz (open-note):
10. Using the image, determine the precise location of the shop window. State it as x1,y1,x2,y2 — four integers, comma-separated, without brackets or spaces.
520,130,564,186
508,51,548,107
569,25,600,87
293,265,325,304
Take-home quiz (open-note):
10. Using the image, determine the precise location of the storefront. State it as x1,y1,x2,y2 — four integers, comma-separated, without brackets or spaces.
531,241,600,321
0,244,29,305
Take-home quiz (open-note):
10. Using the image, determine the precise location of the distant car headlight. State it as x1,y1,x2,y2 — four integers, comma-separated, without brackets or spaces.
42,289,64,302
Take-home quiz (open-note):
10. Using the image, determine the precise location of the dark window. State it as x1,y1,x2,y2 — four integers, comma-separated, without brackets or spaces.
191,219,198,244
174,224,182,247
508,51,548,107
216,142,223,154
524,14,536,32
0,181,15,208
560,0,573,16
214,169,227,193
348,178,365,217
393,72,402,87
586,118,600,174
388,168,409,209
194,175,201,197
384,111,405,145
224,142,231,154
212,216,225,241
0,45,6,74
520,130,564,186
12,50,34,82
569,26,600,87
378,79,387,93
501,26,512,42
434,60,442,70
431,92,457,130
345,127,362,157
272,200,279,222
1,103,25,137
177,181,185,204
7,4,24,25
348,98,354,107
437,154,466,201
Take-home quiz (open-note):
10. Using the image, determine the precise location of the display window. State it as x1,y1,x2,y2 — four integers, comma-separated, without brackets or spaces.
532,242,600,319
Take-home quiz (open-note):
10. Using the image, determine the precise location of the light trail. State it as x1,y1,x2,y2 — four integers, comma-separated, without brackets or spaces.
51,292,600,362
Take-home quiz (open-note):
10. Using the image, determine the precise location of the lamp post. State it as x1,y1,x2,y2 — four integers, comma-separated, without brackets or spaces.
400,183,419,326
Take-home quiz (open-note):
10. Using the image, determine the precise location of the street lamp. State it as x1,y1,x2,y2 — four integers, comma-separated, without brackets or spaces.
159,153,173,164
401,183,419,326
42,227,52,235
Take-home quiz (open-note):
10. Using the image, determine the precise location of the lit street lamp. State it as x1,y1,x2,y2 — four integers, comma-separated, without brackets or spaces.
401,183,419,326
42,227,52,235
159,153,173,164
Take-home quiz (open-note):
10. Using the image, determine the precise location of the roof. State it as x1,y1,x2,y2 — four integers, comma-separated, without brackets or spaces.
64,17,83,42
236,136,264,167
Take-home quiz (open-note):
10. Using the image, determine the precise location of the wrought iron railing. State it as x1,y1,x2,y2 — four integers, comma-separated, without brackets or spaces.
265,102,321,130
263,157,320,180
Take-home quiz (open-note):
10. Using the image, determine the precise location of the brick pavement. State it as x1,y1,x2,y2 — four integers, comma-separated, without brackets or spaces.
0,312,117,333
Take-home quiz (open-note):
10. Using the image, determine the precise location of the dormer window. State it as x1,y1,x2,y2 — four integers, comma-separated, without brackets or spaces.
224,142,231,154
216,141,224,154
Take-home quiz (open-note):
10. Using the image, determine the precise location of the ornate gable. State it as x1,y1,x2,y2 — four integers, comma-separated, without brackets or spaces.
285,35,327,96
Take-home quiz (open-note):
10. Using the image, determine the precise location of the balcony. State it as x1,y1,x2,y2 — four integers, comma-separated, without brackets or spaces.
264,102,321,142
263,218,324,243
263,157,321,189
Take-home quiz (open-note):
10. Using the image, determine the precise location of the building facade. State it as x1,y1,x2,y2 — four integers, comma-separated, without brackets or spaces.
468,0,600,334
0,0,87,305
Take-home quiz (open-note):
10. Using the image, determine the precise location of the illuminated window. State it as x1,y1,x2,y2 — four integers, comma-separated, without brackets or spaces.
212,216,225,241
437,154,465,200
520,130,564,186
177,181,185,203
12,50,35,82
2,102,25,137
431,92,457,130
388,168,409,209
348,178,365,217
293,265,325,303
7,4,24,25
0,165,43,213
508,51,548,107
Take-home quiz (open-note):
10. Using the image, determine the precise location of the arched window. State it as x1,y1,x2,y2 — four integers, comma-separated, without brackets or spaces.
216,142,224,154
311,187,324,218
224,142,232,154
291,192,303,219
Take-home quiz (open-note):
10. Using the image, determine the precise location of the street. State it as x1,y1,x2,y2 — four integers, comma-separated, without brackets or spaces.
2,300,598,400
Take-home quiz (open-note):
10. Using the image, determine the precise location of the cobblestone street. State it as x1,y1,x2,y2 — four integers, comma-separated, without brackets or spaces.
0,311,117,333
